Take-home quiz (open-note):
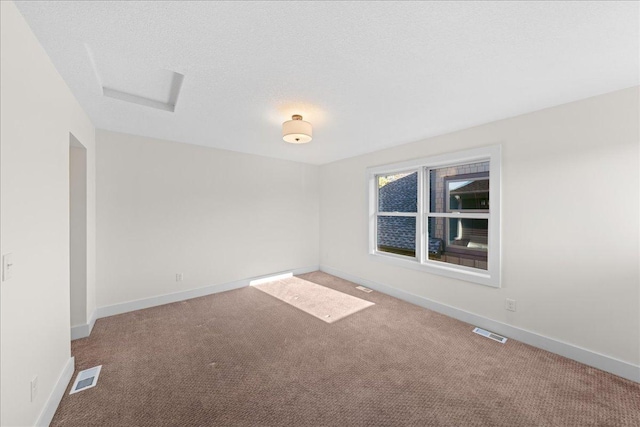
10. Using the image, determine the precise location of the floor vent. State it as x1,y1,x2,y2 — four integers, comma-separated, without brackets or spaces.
473,327,507,344
70,365,102,394
355,286,373,293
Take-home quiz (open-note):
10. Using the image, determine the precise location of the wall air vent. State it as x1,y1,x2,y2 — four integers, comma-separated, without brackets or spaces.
473,327,507,344
69,365,102,394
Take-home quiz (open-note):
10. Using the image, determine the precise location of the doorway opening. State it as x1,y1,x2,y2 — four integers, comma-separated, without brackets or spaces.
69,134,87,338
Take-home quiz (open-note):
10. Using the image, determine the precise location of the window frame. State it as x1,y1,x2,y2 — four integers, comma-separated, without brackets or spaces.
367,145,501,288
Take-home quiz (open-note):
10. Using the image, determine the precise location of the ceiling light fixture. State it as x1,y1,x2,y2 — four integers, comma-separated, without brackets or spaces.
282,115,312,144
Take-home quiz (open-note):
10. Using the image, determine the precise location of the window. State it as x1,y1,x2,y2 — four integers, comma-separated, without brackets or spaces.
429,164,489,270
375,171,418,257
368,146,501,287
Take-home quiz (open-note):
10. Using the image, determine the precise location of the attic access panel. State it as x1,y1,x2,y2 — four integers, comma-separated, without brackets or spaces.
86,44,184,112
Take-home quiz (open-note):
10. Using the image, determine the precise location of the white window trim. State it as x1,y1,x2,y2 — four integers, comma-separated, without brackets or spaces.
367,145,501,288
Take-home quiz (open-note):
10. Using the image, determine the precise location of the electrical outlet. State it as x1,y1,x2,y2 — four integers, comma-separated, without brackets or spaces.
31,376,38,402
505,298,517,312
176,273,184,282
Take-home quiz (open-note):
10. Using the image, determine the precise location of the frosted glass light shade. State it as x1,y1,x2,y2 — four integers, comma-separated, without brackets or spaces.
282,115,312,144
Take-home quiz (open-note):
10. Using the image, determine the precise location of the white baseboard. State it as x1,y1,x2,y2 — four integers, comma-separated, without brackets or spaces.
320,265,640,383
35,356,74,427
96,265,320,320
70,309,97,341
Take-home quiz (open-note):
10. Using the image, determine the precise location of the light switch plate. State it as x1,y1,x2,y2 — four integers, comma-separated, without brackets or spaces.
2,253,14,281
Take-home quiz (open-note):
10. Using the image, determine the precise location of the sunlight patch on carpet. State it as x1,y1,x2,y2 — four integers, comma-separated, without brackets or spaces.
254,276,374,323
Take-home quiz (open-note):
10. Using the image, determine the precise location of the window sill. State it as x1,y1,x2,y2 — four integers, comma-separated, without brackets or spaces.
369,251,500,288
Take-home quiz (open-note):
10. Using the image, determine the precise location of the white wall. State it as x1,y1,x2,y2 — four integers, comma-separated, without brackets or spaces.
70,142,88,328
0,2,96,426
320,87,639,366
96,130,319,308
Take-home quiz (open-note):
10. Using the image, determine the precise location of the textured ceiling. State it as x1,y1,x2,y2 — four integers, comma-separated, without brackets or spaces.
15,1,639,165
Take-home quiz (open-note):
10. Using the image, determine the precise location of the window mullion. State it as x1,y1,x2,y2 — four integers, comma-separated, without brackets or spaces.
427,212,490,219
415,168,424,262
377,212,418,217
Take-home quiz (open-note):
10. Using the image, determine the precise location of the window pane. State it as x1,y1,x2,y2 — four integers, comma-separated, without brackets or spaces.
448,179,489,211
378,171,417,213
446,218,488,251
429,161,489,213
428,217,488,270
377,216,416,257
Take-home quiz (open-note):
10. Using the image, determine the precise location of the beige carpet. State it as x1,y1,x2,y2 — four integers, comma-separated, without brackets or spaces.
253,276,374,323
51,271,640,426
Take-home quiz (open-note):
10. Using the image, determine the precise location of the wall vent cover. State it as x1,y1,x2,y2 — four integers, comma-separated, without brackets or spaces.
473,327,507,344
70,365,102,394
355,286,373,293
